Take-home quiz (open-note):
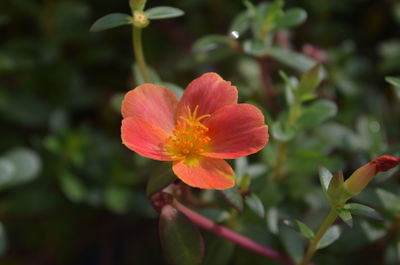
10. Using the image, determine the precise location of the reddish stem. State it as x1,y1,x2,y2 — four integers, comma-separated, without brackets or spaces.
173,200,296,265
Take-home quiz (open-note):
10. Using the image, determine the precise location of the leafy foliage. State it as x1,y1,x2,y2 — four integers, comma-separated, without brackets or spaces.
1,0,400,264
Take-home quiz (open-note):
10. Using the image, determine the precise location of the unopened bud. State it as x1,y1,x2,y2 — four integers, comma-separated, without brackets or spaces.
150,191,173,213
132,11,149,28
344,155,400,195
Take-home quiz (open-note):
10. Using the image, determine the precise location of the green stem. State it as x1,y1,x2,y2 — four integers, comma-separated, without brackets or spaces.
132,26,151,83
272,141,288,181
298,208,338,265
271,102,301,182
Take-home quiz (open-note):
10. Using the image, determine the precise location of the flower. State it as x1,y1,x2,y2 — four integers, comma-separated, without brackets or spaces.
121,73,269,189
344,155,400,195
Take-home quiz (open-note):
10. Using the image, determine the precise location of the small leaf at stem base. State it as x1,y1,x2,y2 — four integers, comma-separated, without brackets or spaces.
90,13,132,32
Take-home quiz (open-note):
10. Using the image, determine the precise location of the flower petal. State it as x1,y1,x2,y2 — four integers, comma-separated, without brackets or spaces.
173,157,235,189
121,117,173,161
177,73,238,117
121,84,178,133
203,104,268,159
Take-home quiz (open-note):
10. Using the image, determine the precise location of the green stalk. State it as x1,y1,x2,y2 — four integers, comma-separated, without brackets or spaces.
132,26,151,83
271,141,288,181
298,208,338,265
271,101,301,182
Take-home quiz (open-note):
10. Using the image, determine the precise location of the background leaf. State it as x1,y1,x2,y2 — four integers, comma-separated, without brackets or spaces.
219,186,243,211
245,193,265,218
267,47,316,72
279,222,304,264
296,100,337,131
202,236,234,265
60,172,86,203
159,205,204,265
0,148,41,189
385,76,400,88
276,8,307,29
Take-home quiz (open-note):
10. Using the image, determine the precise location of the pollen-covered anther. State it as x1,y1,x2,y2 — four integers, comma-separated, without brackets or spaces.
167,105,211,159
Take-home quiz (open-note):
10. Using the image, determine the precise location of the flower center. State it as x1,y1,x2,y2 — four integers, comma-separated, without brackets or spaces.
167,106,211,160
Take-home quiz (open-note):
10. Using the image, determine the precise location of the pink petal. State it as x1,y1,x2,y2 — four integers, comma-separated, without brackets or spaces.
173,157,235,189
121,117,173,161
121,84,178,133
203,104,268,159
177,73,238,117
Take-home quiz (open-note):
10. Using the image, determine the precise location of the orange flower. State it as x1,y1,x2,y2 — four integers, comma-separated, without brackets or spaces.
121,73,269,189
344,155,400,195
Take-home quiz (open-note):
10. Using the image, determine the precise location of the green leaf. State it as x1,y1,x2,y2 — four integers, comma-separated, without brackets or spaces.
279,222,304,264
296,100,337,131
317,225,341,249
336,208,353,228
202,236,234,265
243,39,268,57
219,186,243,212
60,172,86,203
110,92,124,113
297,65,323,96
105,185,131,213
245,193,265,218
327,171,344,203
267,207,279,234
276,8,307,29
356,116,385,155
283,219,315,239
385,76,400,88
279,71,298,106
159,205,204,265
376,189,400,212
345,203,384,221
319,166,333,194
386,76,400,99
271,120,296,141
0,159,14,184
230,11,251,35
267,47,316,72
192,35,229,53
296,220,314,239
146,164,176,196
360,220,386,241
145,6,184,20
90,13,132,32
234,157,248,180
0,148,41,189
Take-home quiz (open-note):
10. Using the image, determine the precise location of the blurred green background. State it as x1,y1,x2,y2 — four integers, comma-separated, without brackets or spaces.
1,0,400,264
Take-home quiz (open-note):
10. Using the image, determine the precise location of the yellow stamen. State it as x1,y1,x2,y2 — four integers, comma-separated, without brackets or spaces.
167,105,211,160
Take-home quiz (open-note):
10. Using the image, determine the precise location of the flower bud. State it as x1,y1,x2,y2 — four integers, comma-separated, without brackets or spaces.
344,155,400,195
132,11,149,28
